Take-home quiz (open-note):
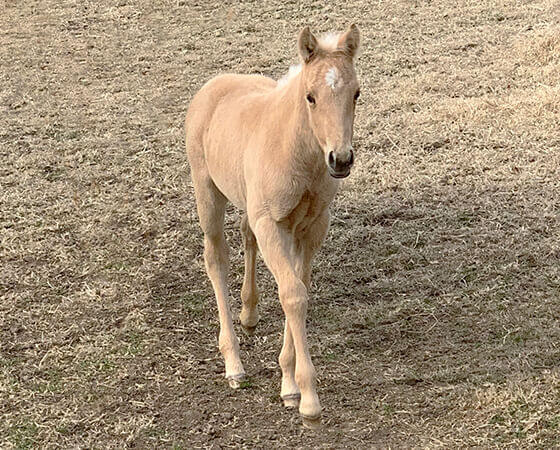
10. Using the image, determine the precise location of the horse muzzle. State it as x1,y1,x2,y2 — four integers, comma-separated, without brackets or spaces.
327,149,354,179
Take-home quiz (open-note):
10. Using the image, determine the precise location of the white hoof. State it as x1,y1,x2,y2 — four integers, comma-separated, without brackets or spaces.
281,393,300,408
302,415,322,430
226,373,246,389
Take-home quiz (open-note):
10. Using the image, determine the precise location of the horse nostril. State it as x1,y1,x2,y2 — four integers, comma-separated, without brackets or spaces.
328,151,336,168
348,150,354,166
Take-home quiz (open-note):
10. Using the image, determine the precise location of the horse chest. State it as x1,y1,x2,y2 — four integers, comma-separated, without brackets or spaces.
284,191,325,235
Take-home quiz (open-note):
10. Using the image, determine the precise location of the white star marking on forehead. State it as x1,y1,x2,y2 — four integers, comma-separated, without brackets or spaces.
325,67,340,90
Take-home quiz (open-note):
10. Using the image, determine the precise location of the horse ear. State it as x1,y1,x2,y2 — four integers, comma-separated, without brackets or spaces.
338,24,360,58
298,26,319,63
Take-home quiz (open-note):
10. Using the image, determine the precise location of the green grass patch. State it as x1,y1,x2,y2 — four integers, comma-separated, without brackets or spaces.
8,420,38,450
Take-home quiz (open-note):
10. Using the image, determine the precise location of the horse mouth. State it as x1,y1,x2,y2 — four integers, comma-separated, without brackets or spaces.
328,169,351,179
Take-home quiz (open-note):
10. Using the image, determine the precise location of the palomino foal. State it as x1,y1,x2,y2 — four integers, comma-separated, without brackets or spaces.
186,25,360,427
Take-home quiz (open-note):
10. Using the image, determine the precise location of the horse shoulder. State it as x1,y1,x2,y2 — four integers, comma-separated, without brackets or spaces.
248,160,337,231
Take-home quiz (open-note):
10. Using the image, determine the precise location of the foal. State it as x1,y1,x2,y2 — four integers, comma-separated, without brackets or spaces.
186,25,360,427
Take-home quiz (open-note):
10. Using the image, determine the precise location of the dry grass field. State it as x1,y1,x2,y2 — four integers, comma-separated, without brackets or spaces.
2,0,560,447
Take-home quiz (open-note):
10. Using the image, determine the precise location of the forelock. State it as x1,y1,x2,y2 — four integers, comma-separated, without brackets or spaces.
318,32,342,51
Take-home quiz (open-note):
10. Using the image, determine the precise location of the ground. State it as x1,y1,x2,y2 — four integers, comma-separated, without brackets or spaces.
2,0,560,448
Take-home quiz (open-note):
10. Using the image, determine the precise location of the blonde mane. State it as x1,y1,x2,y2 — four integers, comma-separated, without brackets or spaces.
318,32,342,51
277,64,302,88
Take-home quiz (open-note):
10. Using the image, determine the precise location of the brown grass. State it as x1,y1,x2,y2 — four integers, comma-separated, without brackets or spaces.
2,0,560,448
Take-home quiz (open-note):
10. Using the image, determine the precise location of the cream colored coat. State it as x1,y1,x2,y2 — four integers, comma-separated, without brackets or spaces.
186,25,360,427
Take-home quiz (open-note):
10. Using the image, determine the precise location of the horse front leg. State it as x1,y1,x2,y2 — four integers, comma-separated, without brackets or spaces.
296,211,330,290
252,216,321,427
280,212,330,410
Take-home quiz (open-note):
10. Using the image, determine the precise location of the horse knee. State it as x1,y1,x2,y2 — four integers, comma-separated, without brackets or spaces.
279,280,308,315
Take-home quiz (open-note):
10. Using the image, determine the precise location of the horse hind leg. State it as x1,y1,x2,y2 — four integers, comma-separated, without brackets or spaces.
192,173,246,388
239,213,259,335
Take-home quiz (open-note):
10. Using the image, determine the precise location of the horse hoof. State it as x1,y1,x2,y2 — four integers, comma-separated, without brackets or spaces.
302,415,322,430
281,393,301,408
226,373,246,389
241,324,257,336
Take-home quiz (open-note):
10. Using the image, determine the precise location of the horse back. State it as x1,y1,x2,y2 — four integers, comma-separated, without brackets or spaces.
186,74,276,209
186,74,275,138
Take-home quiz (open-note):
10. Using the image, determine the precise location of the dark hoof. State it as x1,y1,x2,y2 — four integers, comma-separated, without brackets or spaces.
241,324,257,336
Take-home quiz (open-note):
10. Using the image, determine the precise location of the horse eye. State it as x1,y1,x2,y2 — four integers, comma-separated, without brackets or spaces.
306,93,316,105
354,90,361,101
